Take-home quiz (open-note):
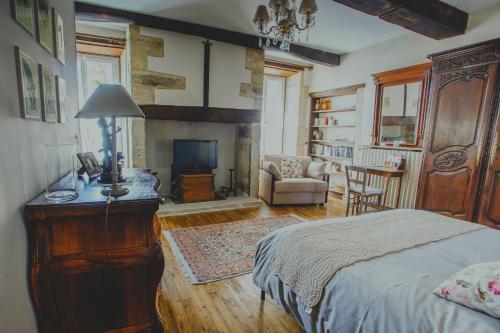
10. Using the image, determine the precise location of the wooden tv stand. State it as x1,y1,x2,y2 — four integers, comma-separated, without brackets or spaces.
178,172,215,203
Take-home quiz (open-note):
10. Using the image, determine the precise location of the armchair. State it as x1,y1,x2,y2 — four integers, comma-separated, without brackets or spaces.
259,155,330,206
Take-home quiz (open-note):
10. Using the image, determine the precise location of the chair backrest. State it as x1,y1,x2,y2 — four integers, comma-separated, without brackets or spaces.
345,165,368,192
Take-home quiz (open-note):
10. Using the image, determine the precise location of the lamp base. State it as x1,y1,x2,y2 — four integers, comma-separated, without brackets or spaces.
101,185,130,197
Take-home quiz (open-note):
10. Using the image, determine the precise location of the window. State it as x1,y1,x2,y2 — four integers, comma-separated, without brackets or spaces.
77,53,132,166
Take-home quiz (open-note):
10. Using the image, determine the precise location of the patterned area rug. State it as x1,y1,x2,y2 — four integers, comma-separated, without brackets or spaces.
164,214,306,284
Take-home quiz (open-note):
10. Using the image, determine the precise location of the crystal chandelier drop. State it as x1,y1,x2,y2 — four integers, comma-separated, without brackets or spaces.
253,0,318,52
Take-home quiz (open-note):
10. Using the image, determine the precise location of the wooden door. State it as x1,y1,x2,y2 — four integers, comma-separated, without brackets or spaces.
478,85,500,229
416,62,498,221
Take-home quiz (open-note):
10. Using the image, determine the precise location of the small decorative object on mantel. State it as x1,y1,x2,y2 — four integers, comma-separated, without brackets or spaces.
36,0,53,54
385,152,406,170
15,47,41,120
77,152,103,179
12,0,35,35
42,143,79,202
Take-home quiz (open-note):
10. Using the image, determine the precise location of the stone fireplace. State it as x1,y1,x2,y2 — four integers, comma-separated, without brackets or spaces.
128,25,263,197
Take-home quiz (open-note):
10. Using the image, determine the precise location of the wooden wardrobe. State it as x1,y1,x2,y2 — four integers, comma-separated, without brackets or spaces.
417,38,500,229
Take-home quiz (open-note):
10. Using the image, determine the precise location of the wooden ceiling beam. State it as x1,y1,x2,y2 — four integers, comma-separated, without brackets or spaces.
333,0,468,40
75,2,341,66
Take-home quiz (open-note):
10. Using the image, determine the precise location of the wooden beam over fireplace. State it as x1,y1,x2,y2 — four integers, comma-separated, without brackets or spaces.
140,105,261,123
333,0,468,40
75,2,341,67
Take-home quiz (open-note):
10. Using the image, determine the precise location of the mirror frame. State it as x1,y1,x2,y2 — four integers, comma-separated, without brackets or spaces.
371,63,432,148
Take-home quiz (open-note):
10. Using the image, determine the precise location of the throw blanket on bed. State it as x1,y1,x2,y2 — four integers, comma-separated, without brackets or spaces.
270,209,485,308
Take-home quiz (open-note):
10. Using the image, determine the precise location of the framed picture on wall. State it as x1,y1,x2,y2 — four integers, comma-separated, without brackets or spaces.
11,0,35,35
36,0,53,53
15,47,41,120
52,8,65,64
38,64,57,123
55,76,67,123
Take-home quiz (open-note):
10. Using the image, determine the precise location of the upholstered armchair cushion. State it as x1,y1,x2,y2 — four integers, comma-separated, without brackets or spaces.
262,161,282,181
274,178,328,193
306,161,327,180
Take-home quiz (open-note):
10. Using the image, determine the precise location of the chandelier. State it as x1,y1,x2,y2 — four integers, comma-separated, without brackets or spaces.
253,0,318,52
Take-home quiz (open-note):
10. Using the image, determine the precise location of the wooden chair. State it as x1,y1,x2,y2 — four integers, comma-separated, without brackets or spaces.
345,165,384,217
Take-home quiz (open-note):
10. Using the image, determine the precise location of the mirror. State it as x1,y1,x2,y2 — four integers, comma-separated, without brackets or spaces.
380,82,422,145
371,63,432,148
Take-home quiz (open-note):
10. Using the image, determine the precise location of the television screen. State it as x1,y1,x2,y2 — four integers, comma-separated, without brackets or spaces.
173,139,218,170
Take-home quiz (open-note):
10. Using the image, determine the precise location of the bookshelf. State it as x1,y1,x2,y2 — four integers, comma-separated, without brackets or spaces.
308,83,365,198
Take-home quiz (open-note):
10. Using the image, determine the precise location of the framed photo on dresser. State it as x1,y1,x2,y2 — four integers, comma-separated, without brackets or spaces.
11,0,35,35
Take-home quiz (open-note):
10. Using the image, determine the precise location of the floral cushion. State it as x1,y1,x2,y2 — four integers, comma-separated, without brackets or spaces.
433,262,500,319
280,158,303,178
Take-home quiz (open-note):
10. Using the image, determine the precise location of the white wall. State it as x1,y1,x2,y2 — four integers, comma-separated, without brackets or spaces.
0,0,78,331
282,72,301,155
140,27,254,109
310,5,500,145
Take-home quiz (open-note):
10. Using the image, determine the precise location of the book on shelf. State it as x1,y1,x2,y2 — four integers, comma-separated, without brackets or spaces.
311,143,353,158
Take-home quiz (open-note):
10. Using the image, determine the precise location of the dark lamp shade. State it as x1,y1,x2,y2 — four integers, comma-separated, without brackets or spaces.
75,84,144,119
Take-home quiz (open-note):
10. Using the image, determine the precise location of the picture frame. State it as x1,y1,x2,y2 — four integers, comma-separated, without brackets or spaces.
15,47,42,120
77,152,103,178
11,0,35,35
55,75,67,123
36,0,53,54
52,8,65,64
38,64,57,123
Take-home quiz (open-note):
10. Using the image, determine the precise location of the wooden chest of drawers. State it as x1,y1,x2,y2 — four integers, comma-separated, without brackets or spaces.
24,169,164,333
178,172,215,203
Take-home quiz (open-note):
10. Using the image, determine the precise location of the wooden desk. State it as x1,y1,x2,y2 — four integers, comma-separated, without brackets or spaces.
25,169,164,333
363,166,404,208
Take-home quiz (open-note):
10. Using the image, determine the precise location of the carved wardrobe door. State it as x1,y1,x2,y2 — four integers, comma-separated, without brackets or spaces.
417,39,500,221
478,77,500,229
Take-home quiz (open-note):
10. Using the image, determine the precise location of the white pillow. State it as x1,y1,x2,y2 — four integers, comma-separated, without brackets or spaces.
306,161,327,180
280,158,303,178
433,262,500,319
263,161,282,181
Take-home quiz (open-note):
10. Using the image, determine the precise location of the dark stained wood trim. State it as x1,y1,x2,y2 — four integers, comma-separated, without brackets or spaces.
140,105,261,123
333,0,468,40
76,33,126,49
370,62,432,147
309,83,365,98
264,60,312,72
75,2,341,67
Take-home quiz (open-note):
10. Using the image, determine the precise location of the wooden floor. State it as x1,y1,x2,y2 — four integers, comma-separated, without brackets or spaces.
158,198,346,333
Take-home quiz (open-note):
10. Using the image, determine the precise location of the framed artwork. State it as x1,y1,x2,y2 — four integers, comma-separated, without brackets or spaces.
52,8,65,64
11,0,35,35
36,0,53,53
15,47,41,120
55,76,67,123
38,65,57,123
77,152,103,178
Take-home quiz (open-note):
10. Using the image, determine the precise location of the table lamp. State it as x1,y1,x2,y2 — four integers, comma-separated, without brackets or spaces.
75,84,144,196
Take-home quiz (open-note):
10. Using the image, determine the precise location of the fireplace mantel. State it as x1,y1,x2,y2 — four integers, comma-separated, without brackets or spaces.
139,105,261,123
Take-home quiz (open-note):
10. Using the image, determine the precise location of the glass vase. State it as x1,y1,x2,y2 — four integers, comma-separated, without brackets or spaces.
41,143,79,202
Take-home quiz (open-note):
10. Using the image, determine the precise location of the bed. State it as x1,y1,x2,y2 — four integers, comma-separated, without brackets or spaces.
252,209,500,333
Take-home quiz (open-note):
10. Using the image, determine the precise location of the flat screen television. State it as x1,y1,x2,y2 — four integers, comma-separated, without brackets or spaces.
173,139,218,170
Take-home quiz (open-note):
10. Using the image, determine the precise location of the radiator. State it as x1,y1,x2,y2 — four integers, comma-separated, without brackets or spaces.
355,146,422,209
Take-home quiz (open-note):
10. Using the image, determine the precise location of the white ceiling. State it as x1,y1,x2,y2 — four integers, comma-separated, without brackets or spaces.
79,0,500,54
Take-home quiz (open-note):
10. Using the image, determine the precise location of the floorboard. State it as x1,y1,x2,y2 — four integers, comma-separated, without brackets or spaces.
158,198,345,333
